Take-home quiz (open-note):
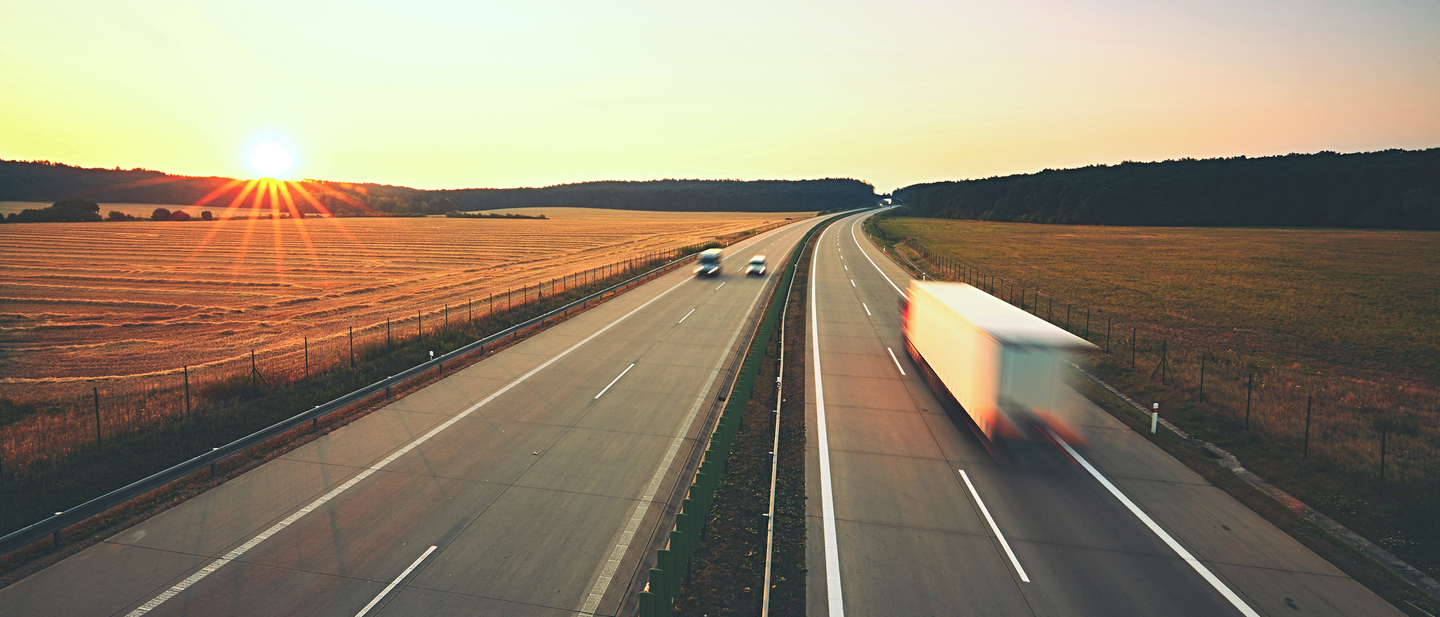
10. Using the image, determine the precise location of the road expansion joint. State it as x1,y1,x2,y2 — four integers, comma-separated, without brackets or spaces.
1102,471,1224,488
328,464,518,487
824,447,950,462
203,554,419,585
830,517,1009,540
359,582,588,614
511,420,701,441
97,539,221,561
360,404,468,417
506,483,663,504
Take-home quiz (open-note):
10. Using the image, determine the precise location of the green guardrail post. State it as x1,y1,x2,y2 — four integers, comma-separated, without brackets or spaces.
675,512,690,555
638,590,657,617
649,567,667,609
656,550,672,599
671,528,687,574
680,499,695,531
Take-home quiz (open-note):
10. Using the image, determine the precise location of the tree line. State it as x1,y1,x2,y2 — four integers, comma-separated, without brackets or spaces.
893,149,1440,230
0,160,877,216
1,198,224,223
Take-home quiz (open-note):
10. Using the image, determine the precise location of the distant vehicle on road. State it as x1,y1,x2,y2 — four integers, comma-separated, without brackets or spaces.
901,281,1094,445
744,255,767,276
694,248,723,276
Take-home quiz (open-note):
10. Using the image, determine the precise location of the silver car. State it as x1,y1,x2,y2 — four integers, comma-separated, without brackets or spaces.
744,255,767,276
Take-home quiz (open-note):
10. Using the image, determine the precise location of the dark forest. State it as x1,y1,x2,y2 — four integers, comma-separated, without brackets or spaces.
894,149,1439,230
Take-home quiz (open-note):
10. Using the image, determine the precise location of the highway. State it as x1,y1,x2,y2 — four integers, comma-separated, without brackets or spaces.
0,217,823,617
802,210,1404,616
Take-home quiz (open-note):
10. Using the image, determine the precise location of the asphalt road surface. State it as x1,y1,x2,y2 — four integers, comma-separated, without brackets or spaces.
803,210,1404,617
0,216,823,617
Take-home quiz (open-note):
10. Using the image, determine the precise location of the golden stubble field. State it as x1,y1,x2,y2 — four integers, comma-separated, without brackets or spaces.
0,208,808,397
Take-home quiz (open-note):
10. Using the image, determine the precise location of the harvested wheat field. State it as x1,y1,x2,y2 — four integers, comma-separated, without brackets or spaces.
0,207,808,398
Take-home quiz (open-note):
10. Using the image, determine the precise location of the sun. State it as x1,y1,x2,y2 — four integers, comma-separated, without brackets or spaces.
247,142,294,179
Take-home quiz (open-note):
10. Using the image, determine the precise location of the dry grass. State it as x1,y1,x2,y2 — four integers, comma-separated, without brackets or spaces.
872,216,1440,577
0,208,808,473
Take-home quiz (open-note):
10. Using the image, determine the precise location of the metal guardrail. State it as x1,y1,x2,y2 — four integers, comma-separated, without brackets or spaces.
0,251,706,557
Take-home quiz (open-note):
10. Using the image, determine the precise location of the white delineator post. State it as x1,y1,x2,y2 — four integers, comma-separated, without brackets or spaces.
1151,403,1159,434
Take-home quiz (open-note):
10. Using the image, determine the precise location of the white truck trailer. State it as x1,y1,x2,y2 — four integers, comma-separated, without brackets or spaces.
901,281,1095,444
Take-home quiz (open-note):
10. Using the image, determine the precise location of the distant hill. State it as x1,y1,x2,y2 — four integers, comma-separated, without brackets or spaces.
0,160,876,215
893,149,1440,230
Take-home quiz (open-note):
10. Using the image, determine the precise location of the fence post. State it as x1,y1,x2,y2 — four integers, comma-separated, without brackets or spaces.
387,318,392,351
1151,339,1169,384
1379,425,1387,493
94,386,101,447
184,365,191,417
418,310,422,338
1245,373,1253,430
469,298,472,322
350,327,355,368
305,337,309,378
1085,309,1090,339
1303,394,1312,459
251,349,257,395
1199,354,1206,400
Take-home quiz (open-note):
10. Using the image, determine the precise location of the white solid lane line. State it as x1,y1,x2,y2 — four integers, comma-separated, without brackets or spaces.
1049,431,1261,617
862,302,871,316
126,271,701,617
678,308,696,324
959,470,1030,583
716,282,726,290
812,228,846,616
849,218,903,295
594,363,636,399
886,347,905,376
354,545,438,617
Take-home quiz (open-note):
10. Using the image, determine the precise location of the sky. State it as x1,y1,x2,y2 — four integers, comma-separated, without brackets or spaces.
2,0,1437,192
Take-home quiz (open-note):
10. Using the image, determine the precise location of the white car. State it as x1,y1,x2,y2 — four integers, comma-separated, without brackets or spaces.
744,255,767,276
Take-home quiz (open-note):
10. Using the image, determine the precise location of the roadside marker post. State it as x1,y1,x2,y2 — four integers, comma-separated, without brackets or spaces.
1152,403,1159,434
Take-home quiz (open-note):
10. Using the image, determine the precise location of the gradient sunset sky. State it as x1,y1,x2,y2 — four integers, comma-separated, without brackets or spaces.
2,0,1436,192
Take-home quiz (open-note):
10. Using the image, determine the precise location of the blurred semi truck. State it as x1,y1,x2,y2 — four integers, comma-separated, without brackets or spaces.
901,281,1094,444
